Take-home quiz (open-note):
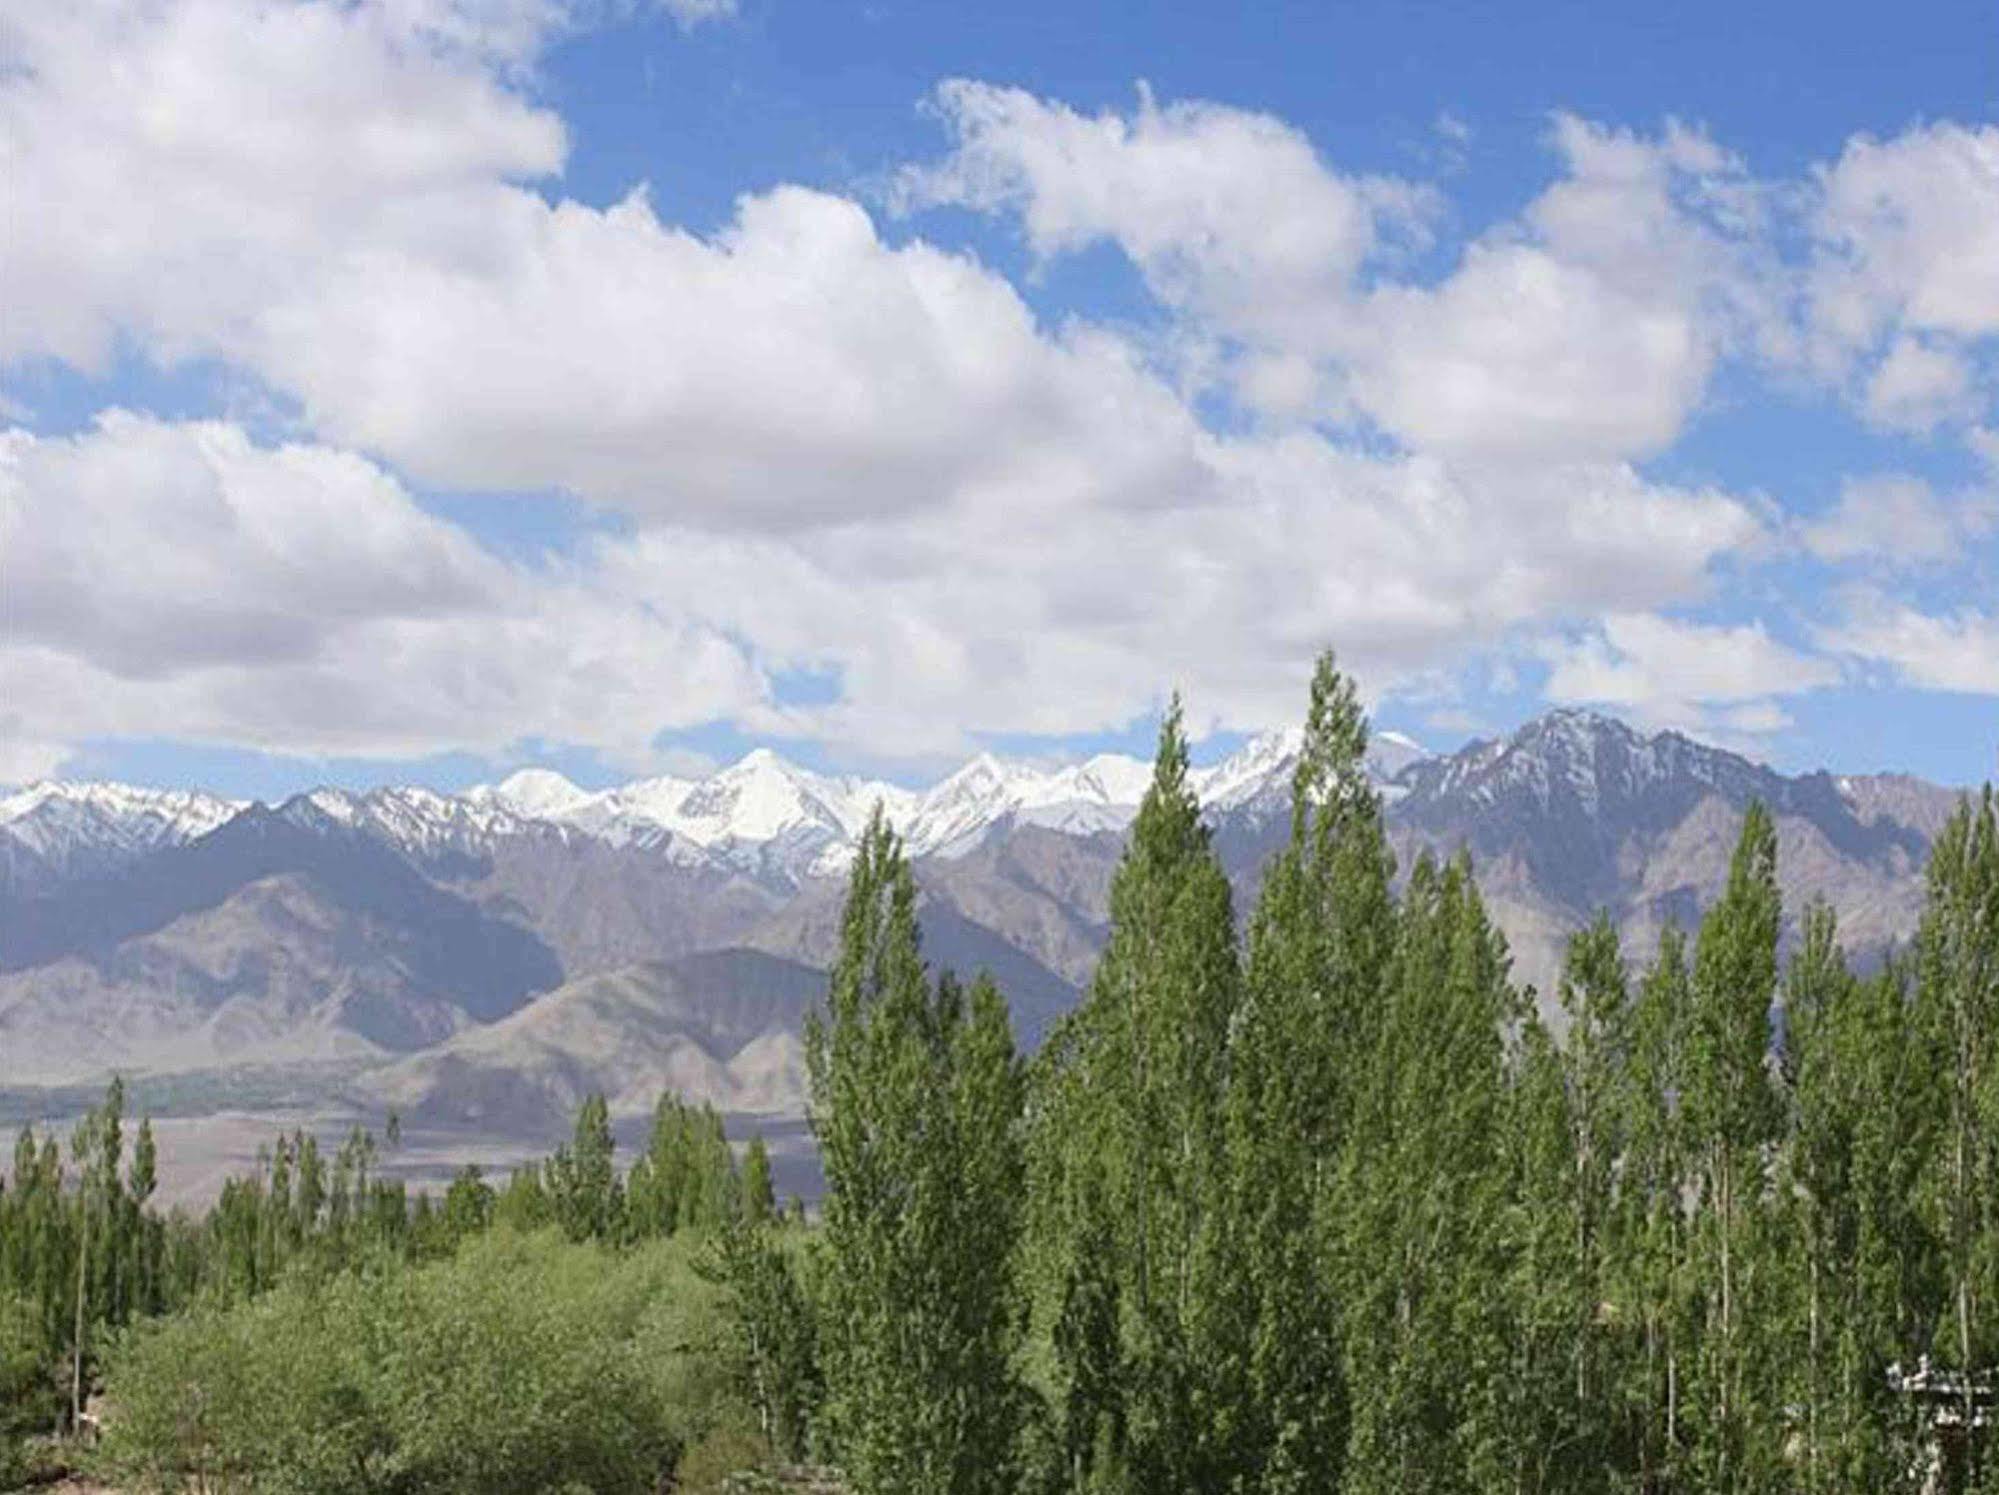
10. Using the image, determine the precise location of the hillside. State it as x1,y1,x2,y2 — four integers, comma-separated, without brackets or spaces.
0,709,1970,1125
359,949,822,1131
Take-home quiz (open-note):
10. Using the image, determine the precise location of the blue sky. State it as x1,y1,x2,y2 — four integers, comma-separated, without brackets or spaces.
2,0,1995,794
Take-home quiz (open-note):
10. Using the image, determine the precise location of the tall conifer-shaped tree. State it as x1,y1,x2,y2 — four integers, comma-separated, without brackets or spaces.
1778,901,1889,1490
1623,924,1695,1484
1500,1009,1590,1491
1683,802,1782,1485
1917,787,1999,1463
1341,852,1516,1493
549,1094,620,1243
809,806,1026,1495
1030,698,1241,1491
1559,913,1632,1460
1218,652,1388,1491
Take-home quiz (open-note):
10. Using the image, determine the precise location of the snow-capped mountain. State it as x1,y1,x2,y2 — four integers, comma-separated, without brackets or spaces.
1398,707,1773,818
459,726,1402,880
0,709,1962,1116
0,726,1428,898
0,780,245,889
464,767,593,822
274,785,564,869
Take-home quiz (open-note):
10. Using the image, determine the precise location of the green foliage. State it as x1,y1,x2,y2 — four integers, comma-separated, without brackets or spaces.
0,1290,57,1483
98,1229,742,1494
1918,786,1999,1482
808,806,1029,1494
1029,697,1242,1491
1213,652,1388,1493
548,1092,622,1243
628,1094,739,1239
707,1216,823,1463
741,1135,777,1227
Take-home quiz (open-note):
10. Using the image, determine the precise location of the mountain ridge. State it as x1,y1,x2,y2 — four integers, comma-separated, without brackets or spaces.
0,709,1972,1131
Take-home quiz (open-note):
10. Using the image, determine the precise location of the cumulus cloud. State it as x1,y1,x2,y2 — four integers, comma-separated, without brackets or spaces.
590,450,1761,755
1862,336,1981,433
1345,117,1774,461
0,413,1762,770
1801,474,1996,567
1806,123,1999,431
0,415,764,765
1810,123,1999,349
259,186,1216,528
907,94,1773,460
1817,595,1999,696
0,0,567,372
1539,612,1837,736
11,8,1932,770
902,80,1434,349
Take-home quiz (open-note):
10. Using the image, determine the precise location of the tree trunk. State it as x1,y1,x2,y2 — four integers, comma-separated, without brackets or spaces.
1809,1247,1821,1491
70,1190,88,1438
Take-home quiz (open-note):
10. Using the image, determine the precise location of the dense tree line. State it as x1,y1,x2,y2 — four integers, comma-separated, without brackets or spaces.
794,651,1999,1493
0,1079,778,1484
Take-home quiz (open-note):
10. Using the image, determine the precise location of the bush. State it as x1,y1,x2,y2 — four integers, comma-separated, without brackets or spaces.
97,1228,757,1493
0,1292,58,1486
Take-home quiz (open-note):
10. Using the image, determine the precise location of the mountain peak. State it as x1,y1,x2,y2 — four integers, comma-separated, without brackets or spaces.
1516,706,1639,745
724,746,790,776
487,767,590,820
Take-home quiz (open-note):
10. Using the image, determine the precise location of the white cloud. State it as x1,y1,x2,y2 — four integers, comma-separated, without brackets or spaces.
1343,117,1774,461
0,0,567,373
902,80,1434,350
1540,612,1837,735
656,0,737,26
1801,473,1997,567
1973,428,1999,472
0,417,1763,771
257,185,1214,528
1861,336,1980,433
0,23,1788,767
1806,123,1999,430
1811,123,1999,349
592,450,1761,755
1818,595,1999,696
907,94,1772,461
0,416,763,765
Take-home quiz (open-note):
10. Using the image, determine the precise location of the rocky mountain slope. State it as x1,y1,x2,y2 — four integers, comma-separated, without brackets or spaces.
0,712,1970,1129
360,949,820,1132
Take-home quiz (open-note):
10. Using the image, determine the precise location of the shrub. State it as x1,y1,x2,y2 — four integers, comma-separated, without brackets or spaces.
98,1228,756,1493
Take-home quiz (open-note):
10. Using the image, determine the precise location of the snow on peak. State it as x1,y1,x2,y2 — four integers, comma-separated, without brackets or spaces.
1193,727,1305,813
477,768,592,822
0,780,244,866
902,754,1032,854
676,750,842,844
7,723,1437,887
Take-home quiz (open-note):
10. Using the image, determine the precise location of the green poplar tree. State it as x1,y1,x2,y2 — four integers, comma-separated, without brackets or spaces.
549,1094,621,1243
741,1135,777,1227
1623,924,1695,1484
1500,1010,1591,1492
1779,901,1901,1490
1218,652,1388,1492
808,805,1027,1494
1341,852,1516,1494
1917,787,1999,1469
1030,699,1241,1491
1682,802,1782,1487
1559,913,1632,1467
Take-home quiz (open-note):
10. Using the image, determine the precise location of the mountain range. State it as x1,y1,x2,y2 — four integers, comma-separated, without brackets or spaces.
0,711,1969,1141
